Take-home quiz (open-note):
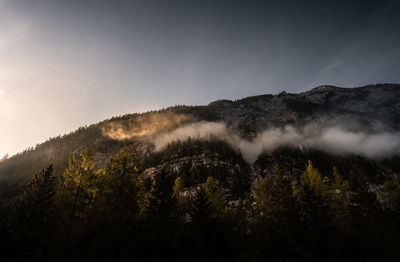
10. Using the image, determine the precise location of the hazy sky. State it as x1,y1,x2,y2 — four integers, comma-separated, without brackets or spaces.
0,0,399,157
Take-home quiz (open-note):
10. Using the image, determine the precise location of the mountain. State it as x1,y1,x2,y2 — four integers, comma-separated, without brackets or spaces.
1,83,399,198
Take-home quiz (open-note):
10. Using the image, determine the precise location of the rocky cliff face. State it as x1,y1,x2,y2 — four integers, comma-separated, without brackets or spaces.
209,84,400,135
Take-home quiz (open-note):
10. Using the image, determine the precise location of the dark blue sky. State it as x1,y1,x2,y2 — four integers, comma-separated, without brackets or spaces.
0,0,399,156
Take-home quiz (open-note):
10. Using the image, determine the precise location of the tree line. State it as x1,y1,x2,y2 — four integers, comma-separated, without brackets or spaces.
1,145,400,261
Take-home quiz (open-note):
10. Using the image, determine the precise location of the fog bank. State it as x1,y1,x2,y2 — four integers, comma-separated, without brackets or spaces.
152,122,400,163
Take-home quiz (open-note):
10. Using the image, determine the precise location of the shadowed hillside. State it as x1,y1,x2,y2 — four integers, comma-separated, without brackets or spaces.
1,84,399,199
1,84,400,261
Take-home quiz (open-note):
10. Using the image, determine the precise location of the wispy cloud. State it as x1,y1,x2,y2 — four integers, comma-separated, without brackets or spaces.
149,122,400,163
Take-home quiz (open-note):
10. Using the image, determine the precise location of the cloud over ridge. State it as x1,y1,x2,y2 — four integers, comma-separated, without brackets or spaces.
151,122,400,163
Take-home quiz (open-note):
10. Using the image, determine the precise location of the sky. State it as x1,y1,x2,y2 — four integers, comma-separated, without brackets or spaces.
0,0,399,157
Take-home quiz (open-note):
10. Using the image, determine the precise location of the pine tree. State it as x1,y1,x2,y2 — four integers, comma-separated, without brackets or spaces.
17,165,56,226
186,186,219,260
299,160,324,194
143,166,180,258
252,165,300,258
255,164,298,224
145,166,177,223
12,165,56,261
172,176,185,206
186,178,231,260
348,171,383,261
202,177,225,218
56,148,100,223
329,166,352,227
293,161,334,259
382,180,400,211
87,145,144,261
172,176,188,221
98,145,143,223
190,186,215,226
295,161,329,225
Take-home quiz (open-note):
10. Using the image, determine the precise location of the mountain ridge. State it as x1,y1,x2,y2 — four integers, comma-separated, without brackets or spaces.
1,83,399,198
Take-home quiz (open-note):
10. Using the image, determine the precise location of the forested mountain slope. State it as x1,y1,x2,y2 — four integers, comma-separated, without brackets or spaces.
1,83,399,198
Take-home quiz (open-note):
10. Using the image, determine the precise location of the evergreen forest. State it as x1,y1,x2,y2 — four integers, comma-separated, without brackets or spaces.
1,144,400,261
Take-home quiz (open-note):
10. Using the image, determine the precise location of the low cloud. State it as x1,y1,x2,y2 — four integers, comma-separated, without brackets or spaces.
153,122,228,151
102,112,191,140
151,122,400,163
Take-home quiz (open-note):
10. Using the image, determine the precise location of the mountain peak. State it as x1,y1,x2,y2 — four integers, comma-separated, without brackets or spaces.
1,83,400,192
308,85,343,92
